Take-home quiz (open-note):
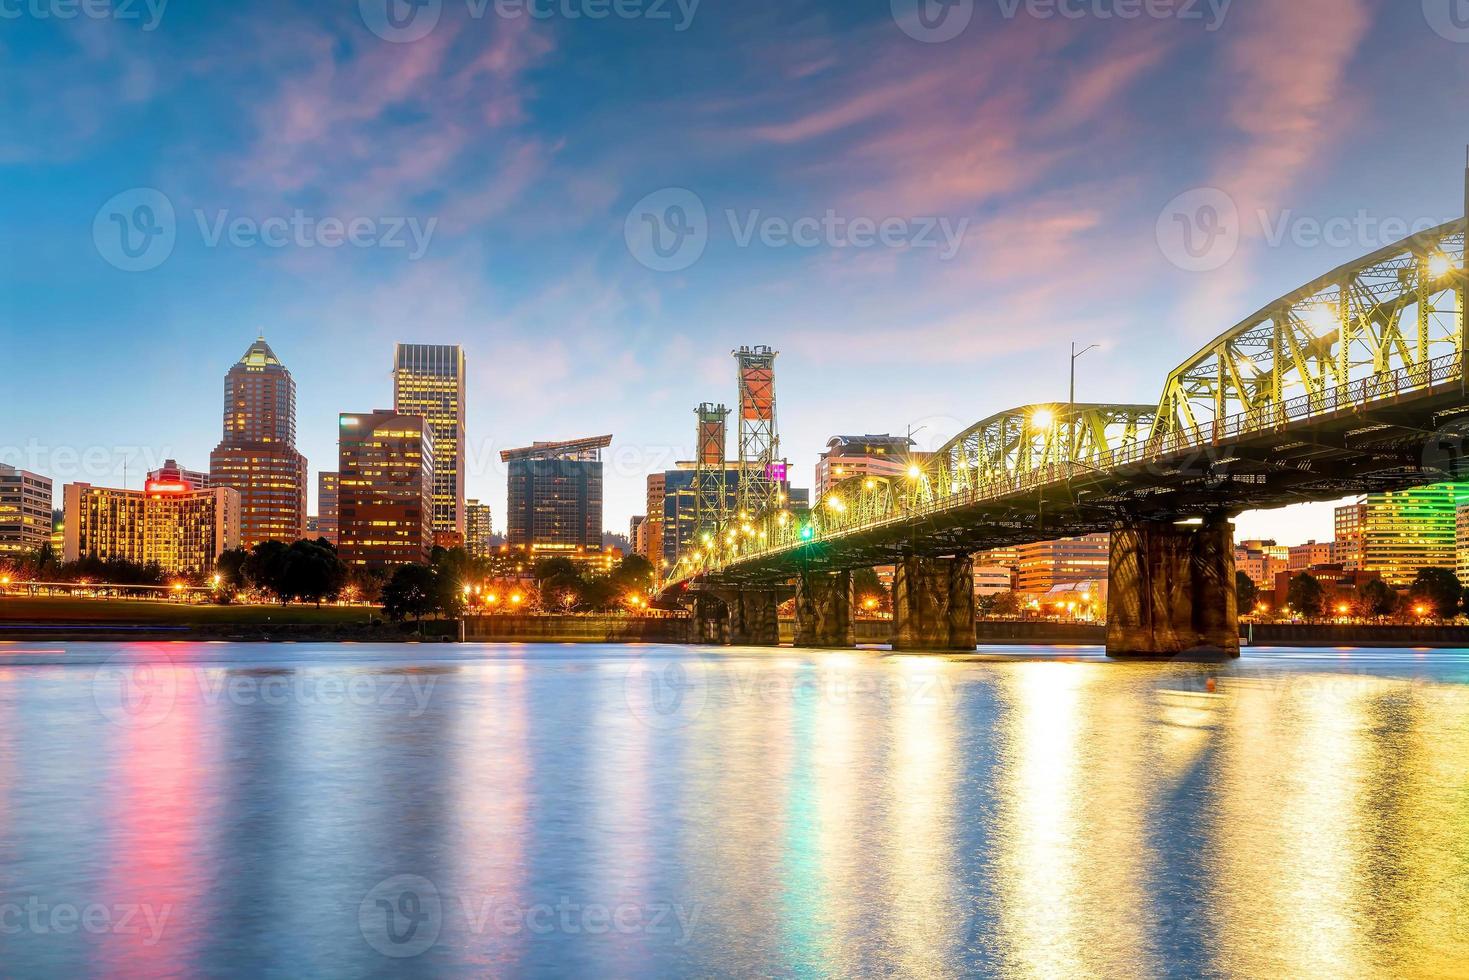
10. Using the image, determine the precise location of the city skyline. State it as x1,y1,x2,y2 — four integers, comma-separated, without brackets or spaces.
7,1,1469,544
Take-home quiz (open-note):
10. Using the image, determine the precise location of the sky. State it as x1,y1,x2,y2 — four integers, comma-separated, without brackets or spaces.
3,0,1468,544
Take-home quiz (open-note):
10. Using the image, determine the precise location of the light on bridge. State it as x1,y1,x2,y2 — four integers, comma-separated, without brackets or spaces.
1429,253,1454,279
1030,408,1055,432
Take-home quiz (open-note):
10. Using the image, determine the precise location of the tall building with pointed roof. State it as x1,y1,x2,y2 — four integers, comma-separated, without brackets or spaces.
209,337,308,548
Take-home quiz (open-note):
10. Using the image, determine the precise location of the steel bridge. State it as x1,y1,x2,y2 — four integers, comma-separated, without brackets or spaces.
672,219,1468,656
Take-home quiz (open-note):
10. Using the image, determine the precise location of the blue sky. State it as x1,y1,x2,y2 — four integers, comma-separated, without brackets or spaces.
3,0,1468,542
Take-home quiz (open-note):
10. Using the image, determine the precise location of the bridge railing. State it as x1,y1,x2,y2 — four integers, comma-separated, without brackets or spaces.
684,351,1464,578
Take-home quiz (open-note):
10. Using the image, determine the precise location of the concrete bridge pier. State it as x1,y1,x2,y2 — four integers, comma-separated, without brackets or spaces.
729,589,781,646
1106,516,1240,659
694,593,731,646
794,571,856,648
693,588,781,646
892,555,977,651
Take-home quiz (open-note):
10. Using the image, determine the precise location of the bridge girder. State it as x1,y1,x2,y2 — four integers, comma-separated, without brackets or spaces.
1154,220,1466,443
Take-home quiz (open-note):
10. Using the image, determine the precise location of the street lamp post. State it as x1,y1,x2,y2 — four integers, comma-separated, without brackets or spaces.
1069,342,1099,464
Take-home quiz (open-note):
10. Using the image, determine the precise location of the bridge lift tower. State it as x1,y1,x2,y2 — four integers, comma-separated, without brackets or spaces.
733,346,781,521
693,402,729,547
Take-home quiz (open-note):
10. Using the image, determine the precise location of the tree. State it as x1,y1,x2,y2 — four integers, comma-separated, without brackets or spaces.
984,591,1022,618
215,548,249,591
244,540,292,601
1287,573,1324,620
609,554,655,595
1360,579,1398,619
382,564,439,624
1236,571,1259,614
1409,567,1461,619
277,540,347,606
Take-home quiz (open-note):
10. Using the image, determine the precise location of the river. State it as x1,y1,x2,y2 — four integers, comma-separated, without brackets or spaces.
0,642,1465,977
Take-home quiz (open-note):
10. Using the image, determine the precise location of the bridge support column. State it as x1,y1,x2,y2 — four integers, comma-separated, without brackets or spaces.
1106,516,1240,659
794,571,856,648
729,589,780,647
694,593,731,646
892,555,976,651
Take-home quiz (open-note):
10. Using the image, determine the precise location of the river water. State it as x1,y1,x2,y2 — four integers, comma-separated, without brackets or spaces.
0,641,1466,978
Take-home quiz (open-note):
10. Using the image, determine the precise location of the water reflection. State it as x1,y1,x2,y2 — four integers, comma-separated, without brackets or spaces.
0,643,1464,976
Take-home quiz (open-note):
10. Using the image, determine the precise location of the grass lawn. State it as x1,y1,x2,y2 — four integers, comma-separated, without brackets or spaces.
0,595,383,626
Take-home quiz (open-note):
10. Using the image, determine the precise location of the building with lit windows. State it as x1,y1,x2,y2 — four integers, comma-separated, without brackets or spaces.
147,459,212,490
1289,540,1335,571
1458,504,1469,583
814,434,917,500
209,338,308,547
1015,533,1110,596
0,465,53,556
338,411,436,568
644,473,667,568
62,479,240,576
393,344,466,545
466,499,494,558
1338,484,1463,587
317,471,339,545
502,436,611,552
1236,540,1288,590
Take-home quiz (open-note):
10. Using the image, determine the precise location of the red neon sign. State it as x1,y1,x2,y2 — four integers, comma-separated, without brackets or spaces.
145,481,190,494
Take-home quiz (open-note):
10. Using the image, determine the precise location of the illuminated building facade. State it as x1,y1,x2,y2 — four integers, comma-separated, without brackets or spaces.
317,471,339,545
644,473,666,568
338,411,435,568
1458,505,1469,583
814,434,916,499
393,344,466,544
0,465,53,556
502,436,611,551
1015,533,1110,595
209,338,308,547
1342,484,1463,587
147,459,212,490
466,499,494,558
62,479,240,576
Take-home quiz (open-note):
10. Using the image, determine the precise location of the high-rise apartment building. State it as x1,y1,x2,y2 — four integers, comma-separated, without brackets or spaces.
63,480,240,576
645,472,667,568
209,338,308,548
1335,486,1465,587
338,411,436,568
0,465,53,556
465,499,494,558
814,434,917,499
317,471,339,545
502,436,610,553
393,344,466,545
1345,484,1462,587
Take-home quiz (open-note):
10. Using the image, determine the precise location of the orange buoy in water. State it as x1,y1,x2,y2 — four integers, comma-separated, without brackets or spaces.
1206,677,1217,694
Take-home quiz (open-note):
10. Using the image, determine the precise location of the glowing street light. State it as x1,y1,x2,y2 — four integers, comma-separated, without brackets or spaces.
907,465,923,480
1031,408,1055,432
1429,253,1454,279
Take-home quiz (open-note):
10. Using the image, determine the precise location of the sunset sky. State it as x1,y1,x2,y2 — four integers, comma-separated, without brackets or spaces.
4,0,1467,541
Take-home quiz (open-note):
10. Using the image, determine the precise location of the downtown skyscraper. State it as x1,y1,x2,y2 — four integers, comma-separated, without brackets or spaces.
209,337,308,548
393,344,466,546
